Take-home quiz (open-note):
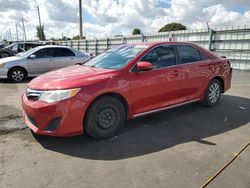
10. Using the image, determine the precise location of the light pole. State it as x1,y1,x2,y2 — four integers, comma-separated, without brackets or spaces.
79,0,83,39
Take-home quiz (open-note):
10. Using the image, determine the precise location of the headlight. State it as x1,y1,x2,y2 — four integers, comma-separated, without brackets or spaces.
0,63,5,67
39,88,81,103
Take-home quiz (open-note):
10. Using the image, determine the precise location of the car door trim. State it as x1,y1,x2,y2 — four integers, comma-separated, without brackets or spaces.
132,99,200,118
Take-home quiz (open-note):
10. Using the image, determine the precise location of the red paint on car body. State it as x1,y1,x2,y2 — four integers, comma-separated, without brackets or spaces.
21,42,232,137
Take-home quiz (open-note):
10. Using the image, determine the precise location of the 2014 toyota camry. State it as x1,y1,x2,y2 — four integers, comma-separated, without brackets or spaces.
21,42,232,139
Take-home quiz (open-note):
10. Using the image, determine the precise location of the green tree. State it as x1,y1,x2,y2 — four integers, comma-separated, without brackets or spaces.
72,35,85,40
36,25,46,40
158,23,187,32
61,36,71,40
132,28,141,35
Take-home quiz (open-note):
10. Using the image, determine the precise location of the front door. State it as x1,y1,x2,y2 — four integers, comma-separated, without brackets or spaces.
130,45,184,115
28,48,55,75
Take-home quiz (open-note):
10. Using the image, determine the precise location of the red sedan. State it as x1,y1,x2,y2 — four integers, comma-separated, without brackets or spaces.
22,42,232,139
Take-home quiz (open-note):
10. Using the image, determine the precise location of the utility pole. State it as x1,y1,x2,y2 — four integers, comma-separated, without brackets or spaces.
206,21,210,31
37,5,42,27
16,24,19,42
79,0,83,39
22,18,27,41
8,29,12,41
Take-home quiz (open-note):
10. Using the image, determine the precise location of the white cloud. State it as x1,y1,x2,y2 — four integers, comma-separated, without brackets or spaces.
0,0,249,40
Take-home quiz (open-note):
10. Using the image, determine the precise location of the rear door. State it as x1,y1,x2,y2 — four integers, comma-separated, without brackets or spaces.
175,44,212,101
130,45,184,115
52,48,77,69
28,48,56,75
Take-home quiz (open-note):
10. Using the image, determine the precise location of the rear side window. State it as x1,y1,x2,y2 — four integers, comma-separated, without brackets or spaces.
176,45,208,64
141,45,176,69
199,51,209,60
53,48,75,57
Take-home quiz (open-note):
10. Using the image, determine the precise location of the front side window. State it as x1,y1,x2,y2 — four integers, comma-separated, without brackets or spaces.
33,48,53,58
84,45,148,69
176,45,206,64
141,45,176,69
11,44,18,51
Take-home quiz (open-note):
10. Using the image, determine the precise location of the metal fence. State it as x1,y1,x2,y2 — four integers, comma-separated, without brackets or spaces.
56,25,250,70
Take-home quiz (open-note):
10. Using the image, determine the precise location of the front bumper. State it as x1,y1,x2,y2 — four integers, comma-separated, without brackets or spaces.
0,67,9,79
21,93,88,137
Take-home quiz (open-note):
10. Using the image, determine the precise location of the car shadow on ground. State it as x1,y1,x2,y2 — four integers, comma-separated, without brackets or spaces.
0,77,34,84
35,94,250,160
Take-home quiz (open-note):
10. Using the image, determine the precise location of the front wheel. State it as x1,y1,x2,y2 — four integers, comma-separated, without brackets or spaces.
201,79,222,107
84,96,126,139
8,67,27,82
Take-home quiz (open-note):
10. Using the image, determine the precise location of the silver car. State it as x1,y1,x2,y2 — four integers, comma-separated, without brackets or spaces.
0,45,91,82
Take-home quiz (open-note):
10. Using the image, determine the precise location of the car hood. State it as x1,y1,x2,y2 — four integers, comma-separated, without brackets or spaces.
0,56,21,64
28,65,118,90
0,48,11,52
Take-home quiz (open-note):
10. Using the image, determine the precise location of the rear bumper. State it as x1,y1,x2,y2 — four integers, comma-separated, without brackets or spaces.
21,93,88,137
224,68,232,92
0,67,9,79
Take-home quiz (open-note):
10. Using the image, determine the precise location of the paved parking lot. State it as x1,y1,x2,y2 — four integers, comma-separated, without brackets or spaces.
0,70,249,188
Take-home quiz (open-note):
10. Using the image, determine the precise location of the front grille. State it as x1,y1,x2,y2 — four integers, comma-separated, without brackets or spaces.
26,88,43,101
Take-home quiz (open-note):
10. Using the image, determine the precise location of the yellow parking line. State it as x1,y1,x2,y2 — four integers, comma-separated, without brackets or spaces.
200,140,250,188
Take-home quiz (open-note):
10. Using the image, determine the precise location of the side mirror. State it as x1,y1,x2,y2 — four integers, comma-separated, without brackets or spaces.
29,54,36,59
137,61,153,71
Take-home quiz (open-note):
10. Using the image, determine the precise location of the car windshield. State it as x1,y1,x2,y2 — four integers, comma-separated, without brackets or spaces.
4,43,16,49
84,44,148,69
16,46,40,57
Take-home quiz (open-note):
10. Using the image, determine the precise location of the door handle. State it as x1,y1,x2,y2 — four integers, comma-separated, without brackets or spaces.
170,71,180,76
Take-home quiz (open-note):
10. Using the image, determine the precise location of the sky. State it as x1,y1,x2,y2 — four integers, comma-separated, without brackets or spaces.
0,0,250,41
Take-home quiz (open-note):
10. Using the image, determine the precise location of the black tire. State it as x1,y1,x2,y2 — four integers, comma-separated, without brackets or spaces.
1,52,9,58
85,96,126,139
201,79,222,107
8,67,27,82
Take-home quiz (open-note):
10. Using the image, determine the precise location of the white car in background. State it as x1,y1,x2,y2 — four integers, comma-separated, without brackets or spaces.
0,45,91,82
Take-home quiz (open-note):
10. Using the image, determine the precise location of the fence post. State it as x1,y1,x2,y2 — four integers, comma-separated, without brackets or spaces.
95,39,98,56
85,40,87,53
106,37,109,50
208,29,214,51
122,35,125,44
169,32,173,41
141,34,145,42
77,40,80,51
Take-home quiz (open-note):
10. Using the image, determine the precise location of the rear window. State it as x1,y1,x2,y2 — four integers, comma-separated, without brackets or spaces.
176,45,209,64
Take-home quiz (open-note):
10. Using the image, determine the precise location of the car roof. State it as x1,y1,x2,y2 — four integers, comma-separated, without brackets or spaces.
36,45,72,49
127,41,198,47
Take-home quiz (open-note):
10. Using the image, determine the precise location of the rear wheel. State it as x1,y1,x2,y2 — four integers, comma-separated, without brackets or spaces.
8,67,27,82
85,96,126,139
201,79,222,107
